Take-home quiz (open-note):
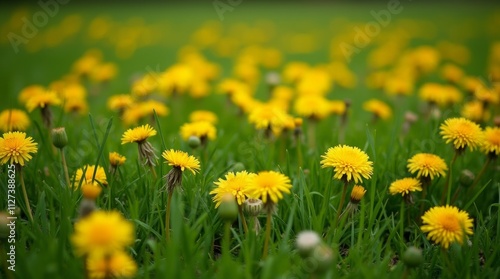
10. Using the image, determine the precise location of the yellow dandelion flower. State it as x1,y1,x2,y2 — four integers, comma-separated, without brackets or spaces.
247,171,292,204
162,149,200,174
248,104,289,135
350,185,367,203
109,152,126,167
0,109,30,132
87,250,137,279
294,95,332,120
180,121,217,141
421,205,473,249
474,86,499,105
138,100,169,118
440,117,483,151
25,90,61,112
0,131,38,166
189,110,218,124
407,153,448,180
282,61,310,83
82,183,102,200
389,178,422,196
71,211,134,256
481,127,500,156
74,165,107,187
440,63,464,84
107,94,134,112
330,100,347,116
320,145,373,183
363,99,392,120
461,101,489,122
64,97,88,115
121,124,157,144
210,171,256,208
18,84,45,105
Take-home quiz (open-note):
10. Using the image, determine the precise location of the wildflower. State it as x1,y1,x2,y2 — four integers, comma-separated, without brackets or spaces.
440,63,464,84
350,185,367,203
18,84,45,105
296,230,322,258
109,152,126,174
389,178,422,196
210,171,255,208
248,104,290,137
0,109,30,132
74,165,108,188
363,99,392,121
420,205,473,249
440,117,483,152
320,145,373,184
461,101,489,123
25,90,61,128
71,211,134,256
162,149,200,241
81,183,102,200
189,110,218,124
0,131,38,166
294,95,332,121
180,121,217,145
87,250,137,279
247,171,292,206
407,153,448,181
107,94,134,115
121,124,158,172
481,126,500,157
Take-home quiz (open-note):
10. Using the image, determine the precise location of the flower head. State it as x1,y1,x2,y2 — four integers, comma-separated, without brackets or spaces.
247,171,292,205
294,95,332,120
71,211,134,256
420,205,473,249
210,171,256,208
0,109,30,132
389,178,422,196
180,121,217,141
87,250,137,279
82,183,102,200
440,117,483,151
0,131,38,166
320,145,373,183
162,149,200,174
74,165,108,187
481,126,500,157
407,153,448,180
350,185,367,203
363,99,392,120
121,124,157,144
109,152,126,167
25,90,61,112
189,110,218,124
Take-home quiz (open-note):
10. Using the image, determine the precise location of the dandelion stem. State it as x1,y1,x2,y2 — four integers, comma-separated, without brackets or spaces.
335,181,349,225
307,119,316,150
262,208,272,259
60,148,71,187
165,191,174,242
19,167,34,223
150,164,157,179
469,157,492,193
238,206,248,235
223,221,231,259
441,151,458,205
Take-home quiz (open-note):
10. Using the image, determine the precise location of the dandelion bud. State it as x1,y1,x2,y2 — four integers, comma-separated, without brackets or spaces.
244,198,263,217
0,212,9,238
459,169,475,188
81,183,102,200
402,246,423,268
78,199,96,219
51,127,68,148
296,230,322,258
350,185,366,204
187,136,201,149
404,111,418,124
312,243,334,274
218,193,238,222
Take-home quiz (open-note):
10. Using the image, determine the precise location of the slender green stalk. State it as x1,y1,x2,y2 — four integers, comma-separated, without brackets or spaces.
165,191,174,242
400,200,405,242
307,119,316,150
19,167,34,223
441,151,458,205
238,206,248,235
335,181,349,225
60,148,71,187
149,164,157,180
223,221,231,259
469,157,492,193
262,208,272,259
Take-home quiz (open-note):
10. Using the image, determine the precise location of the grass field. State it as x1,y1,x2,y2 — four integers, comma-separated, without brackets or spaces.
1,2,500,279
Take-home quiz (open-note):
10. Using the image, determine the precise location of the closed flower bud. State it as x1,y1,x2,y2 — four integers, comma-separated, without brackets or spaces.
402,246,423,268
51,127,68,148
218,193,238,222
78,198,96,219
459,169,475,188
82,183,102,200
231,162,245,172
244,198,263,217
187,136,201,149
296,230,322,258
